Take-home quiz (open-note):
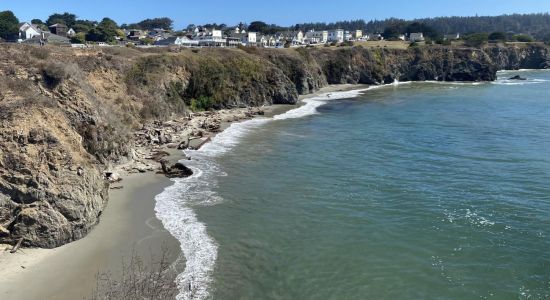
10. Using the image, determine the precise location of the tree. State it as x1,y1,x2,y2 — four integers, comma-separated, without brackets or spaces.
71,32,86,44
512,34,534,42
136,17,173,30
0,10,19,40
463,33,489,47
383,19,407,40
46,12,77,27
31,18,44,25
85,17,119,43
488,31,506,41
73,19,97,33
248,21,268,33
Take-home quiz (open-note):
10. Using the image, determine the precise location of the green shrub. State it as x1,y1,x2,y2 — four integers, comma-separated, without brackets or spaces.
463,33,489,47
190,96,214,111
512,34,534,43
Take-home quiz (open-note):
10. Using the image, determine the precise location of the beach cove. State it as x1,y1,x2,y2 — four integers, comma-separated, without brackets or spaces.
0,84,362,299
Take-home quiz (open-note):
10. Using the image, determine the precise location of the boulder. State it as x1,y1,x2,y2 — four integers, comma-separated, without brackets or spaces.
104,171,121,183
509,75,527,80
160,160,193,178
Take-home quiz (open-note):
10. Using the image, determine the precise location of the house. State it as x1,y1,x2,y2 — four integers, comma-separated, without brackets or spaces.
276,31,304,46
226,36,241,47
19,22,42,40
148,28,171,41
398,34,406,41
244,32,257,45
305,30,328,44
228,31,257,46
444,33,460,40
344,31,352,41
67,28,76,37
154,36,198,47
328,29,344,43
257,35,276,47
352,30,363,40
196,29,226,47
127,29,146,40
49,23,68,37
409,32,425,42
23,32,70,45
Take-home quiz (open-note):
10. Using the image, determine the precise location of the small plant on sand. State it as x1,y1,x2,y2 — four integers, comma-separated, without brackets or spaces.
90,246,178,300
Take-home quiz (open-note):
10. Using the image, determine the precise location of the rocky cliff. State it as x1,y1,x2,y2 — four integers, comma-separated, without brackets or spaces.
486,44,550,70
0,43,548,248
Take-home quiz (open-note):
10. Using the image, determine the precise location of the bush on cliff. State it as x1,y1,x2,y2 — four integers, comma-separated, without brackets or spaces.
41,61,81,89
464,33,489,47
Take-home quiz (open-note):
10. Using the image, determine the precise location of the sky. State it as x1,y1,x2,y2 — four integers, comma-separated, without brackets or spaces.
2,0,550,29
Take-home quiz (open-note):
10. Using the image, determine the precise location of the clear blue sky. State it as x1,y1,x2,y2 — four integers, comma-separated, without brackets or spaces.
2,0,550,29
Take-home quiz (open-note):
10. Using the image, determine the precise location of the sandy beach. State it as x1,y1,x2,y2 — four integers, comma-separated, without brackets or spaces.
0,84,366,300
0,169,181,300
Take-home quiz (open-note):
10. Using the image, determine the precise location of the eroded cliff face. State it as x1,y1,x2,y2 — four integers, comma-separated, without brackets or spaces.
0,44,546,248
486,44,550,70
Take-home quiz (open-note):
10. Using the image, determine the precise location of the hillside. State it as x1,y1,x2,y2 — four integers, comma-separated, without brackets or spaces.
0,43,549,248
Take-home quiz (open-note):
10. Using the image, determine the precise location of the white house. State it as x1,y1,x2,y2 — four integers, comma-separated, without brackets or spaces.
305,30,328,44
328,29,344,43
410,32,425,42
19,22,42,40
245,32,257,44
398,34,406,41
196,29,226,47
444,33,460,40
67,28,76,37
154,36,199,47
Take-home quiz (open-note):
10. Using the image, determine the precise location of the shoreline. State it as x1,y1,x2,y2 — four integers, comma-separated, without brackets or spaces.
0,84,367,300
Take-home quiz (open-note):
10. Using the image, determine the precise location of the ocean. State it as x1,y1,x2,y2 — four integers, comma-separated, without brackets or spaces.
156,70,550,300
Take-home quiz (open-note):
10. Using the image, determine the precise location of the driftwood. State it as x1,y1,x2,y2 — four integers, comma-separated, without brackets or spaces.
10,238,23,253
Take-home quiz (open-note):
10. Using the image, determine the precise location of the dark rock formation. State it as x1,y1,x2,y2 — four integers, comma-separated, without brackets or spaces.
160,160,193,178
485,44,550,70
509,75,527,80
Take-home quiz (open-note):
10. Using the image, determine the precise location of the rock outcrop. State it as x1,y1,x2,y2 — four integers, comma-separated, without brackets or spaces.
0,43,548,248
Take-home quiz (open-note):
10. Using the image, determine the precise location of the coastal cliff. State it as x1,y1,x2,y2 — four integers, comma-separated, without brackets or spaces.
0,43,548,248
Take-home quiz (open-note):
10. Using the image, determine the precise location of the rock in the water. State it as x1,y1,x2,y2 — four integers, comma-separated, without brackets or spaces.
509,75,527,80
160,160,193,178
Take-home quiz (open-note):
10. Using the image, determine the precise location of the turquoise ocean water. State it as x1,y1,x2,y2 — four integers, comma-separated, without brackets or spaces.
156,70,550,300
